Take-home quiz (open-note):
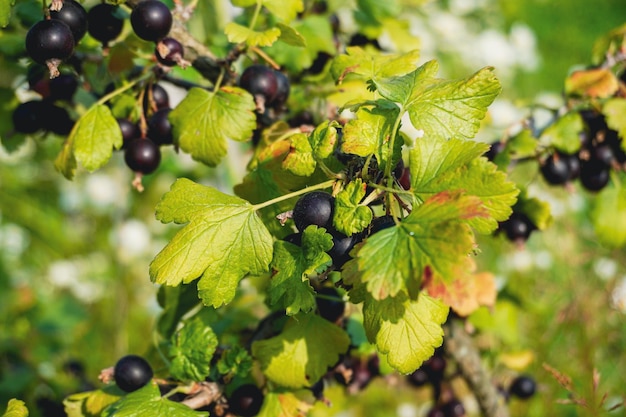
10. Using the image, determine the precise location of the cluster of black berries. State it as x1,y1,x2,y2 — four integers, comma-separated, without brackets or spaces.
407,348,467,417
497,211,537,244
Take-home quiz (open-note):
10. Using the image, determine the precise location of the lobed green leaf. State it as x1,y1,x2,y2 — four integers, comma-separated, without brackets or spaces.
333,179,373,236
170,87,256,167
168,317,218,382
539,111,583,154
252,314,350,388
224,22,281,47
150,179,273,308
102,383,208,417
2,399,28,417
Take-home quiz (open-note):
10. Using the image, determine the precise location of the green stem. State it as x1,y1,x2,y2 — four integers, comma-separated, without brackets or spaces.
96,72,153,107
252,179,336,211
384,111,405,183
249,0,263,31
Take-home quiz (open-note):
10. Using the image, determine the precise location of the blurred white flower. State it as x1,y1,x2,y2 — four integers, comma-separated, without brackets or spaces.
85,173,125,207
111,219,152,259
593,257,618,281
610,276,626,313
48,260,80,288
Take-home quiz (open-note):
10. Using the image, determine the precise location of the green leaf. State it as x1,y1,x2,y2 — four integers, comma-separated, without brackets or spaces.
215,346,253,380
55,104,121,179
282,133,316,176
257,392,311,417
231,0,256,6
267,226,333,315
252,314,350,388
150,178,274,308
362,292,449,374
0,0,15,28
493,129,538,169
411,139,519,233
170,87,256,167
342,101,402,171
168,317,218,382
331,47,421,86
2,399,28,417
333,179,373,236
264,16,335,73
590,176,626,248
64,386,124,417
102,382,208,417
348,192,485,300
224,22,281,47
156,283,201,339
539,111,583,154
603,98,626,147
309,120,340,160
390,62,501,141
263,0,304,23
276,23,306,47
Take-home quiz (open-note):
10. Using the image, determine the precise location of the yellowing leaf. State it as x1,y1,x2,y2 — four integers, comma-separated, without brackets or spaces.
150,179,273,308
0,0,15,28
565,67,619,98
252,314,350,388
2,399,28,417
282,133,316,176
363,292,449,374
331,47,421,85
257,392,312,417
423,257,496,316
63,386,124,417
351,191,486,300
333,178,373,236
225,22,281,47
170,87,256,167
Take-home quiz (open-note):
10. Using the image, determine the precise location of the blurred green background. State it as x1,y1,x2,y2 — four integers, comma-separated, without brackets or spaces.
1,0,626,416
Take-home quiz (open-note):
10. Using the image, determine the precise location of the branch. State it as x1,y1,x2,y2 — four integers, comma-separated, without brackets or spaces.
443,318,510,417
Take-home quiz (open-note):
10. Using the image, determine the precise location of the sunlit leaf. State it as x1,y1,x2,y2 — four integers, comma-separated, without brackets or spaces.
168,317,218,382
252,314,350,388
170,87,256,167
224,22,281,47
150,179,273,308
102,383,207,417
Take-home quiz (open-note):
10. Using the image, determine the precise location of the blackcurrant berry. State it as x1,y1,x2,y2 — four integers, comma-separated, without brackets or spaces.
370,215,395,235
398,166,411,190
562,152,581,181
287,111,314,128
87,4,124,46
117,118,140,148
155,37,184,67
124,138,161,174
426,407,445,417
50,0,88,44
540,153,570,185
130,0,173,42
310,378,325,400
12,101,44,134
25,19,75,65
485,140,505,161
27,64,50,97
228,384,264,417
283,232,302,246
239,65,279,104
328,231,360,268
499,212,535,242
407,368,429,387
292,191,334,232
591,143,615,166
509,375,536,399
441,399,466,417
423,353,446,382
580,159,610,192
49,73,78,102
147,108,173,145
113,354,153,393
316,287,345,323
41,101,74,135
269,70,290,109
143,83,170,113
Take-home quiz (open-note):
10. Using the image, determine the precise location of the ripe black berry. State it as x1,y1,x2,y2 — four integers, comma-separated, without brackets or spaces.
50,0,88,44
370,215,395,235
49,73,78,102
124,138,161,174
441,399,465,417
292,191,334,232
41,101,74,135
407,368,429,387
113,355,153,393
131,0,173,42
12,101,45,134
143,83,170,113
540,153,570,185
269,70,290,109
580,159,610,192
328,231,360,268
155,37,184,67
485,140,505,161
25,19,75,65
228,384,264,417
239,65,279,104
316,286,345,322
87,4,124,46
562,152,581,180
148,108,173,145
283,232,302,246
117,118,140,148
499,212,535,242
509,375,536,399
